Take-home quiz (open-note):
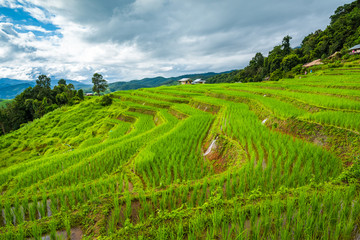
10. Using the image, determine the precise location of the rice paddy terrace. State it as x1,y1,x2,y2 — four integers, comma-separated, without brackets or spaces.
1,62,360,239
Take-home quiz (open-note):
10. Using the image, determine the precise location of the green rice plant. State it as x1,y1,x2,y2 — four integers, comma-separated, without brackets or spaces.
38,198,46,219
4,227,16,240
21,196,29,221
125,191,132,220
4,199,13,226
188,223,197,240
16,224,25,240
108,213,116,236
50,193,58,215
13,196,23,225
155,226,169,240
159,192,167,211
190,184,199,208
31,224,42,240
211,207,223,233
134,90,188,104
198,179,208,206
176,220,184,240
63,215,71,238
66,191,76,210
225,173,232,199
231,84,360,110
75,187,84,205
29,201,36,221
135,105,213,187
49,219,57,240
302,110,360,132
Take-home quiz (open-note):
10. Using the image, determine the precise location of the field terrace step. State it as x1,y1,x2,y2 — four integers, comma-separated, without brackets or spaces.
134,90,189,104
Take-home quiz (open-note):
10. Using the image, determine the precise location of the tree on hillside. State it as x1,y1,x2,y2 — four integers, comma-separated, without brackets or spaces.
282,35,292,55
0,108,6,134
281,54,300,72
34,75,52,100
58,79,67,85
36,75,51,89
92,73,108,96
77,89,84,100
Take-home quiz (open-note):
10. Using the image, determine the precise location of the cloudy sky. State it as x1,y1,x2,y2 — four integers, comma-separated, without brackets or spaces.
0,0,352,83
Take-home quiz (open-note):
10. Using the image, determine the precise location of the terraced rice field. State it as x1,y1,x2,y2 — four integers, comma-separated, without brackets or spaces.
0,66,360,239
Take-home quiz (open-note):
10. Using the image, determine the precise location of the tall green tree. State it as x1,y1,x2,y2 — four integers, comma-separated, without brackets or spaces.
36,75,51,89
282,35,292,55
281,54,300,72
58,79,67,85
0,108,6,135
92,73,108,96
77,89,84,100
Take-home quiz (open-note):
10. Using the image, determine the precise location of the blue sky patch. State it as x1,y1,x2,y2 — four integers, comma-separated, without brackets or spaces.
0,6,60,37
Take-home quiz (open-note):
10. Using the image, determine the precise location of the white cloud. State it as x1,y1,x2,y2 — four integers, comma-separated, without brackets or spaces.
0,0,20,8
15,24,51,33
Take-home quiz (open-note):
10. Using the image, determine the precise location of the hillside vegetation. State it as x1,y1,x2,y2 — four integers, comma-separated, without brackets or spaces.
0,79,91,100
0,99,11,108
0,77,85,136
0,59,360,239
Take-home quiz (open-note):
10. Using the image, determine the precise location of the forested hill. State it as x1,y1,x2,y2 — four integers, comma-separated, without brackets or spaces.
207,0,360,84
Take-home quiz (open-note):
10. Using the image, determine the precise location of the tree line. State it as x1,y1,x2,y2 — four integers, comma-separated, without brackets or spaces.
0,75,84,135
0,73,109,136
207,0,360,84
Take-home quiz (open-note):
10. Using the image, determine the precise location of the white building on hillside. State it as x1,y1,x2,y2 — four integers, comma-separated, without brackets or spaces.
192,79,206,84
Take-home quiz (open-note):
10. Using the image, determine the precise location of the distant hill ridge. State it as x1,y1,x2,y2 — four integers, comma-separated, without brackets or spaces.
0,71,232,99
104,71,233,92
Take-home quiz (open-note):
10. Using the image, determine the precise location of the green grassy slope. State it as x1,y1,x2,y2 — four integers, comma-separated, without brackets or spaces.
0,61,360,239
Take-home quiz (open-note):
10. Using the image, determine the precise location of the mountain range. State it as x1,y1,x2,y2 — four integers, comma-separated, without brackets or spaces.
104,72,231,92
0,71,232,99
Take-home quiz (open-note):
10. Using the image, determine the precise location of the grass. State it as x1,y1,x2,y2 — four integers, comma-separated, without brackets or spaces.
0,60,360,239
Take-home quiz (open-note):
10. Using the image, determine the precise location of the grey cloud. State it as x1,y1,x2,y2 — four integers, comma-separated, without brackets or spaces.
0,0,354,81
63,0,350,59
28,0,354,57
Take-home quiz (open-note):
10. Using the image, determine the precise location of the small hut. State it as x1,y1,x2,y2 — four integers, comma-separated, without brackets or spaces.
349,44,360,55
178,78,192,85
192,79,206,84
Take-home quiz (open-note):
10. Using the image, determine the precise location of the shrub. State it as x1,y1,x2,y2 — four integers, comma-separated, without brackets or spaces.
100,95,113,106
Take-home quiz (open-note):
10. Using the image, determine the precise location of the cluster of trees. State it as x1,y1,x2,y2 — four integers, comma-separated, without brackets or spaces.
0,73,110,135
208,0,360,84
0,75,84,135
